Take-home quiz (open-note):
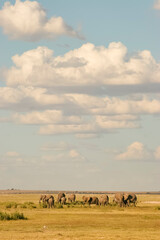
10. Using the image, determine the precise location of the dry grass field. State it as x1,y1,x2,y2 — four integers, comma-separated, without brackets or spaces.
0,193,160,240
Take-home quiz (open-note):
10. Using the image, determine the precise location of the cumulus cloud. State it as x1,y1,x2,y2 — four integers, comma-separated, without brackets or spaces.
2,151,24,164
1,42,160,137
75,133,100,139
0,0,82,41
115,142,152,160
154,0,160,9
67,94,160,115
0,86,68,110
5,42,160,88
39,123,97,135
154,146,160,159
95,116,139,129
5,151,20,157
1,86,160,136
69,149,85,161
13,110,63,124
41,142,71,152
42,148,85,162
38,119,139,135
13,110,82,125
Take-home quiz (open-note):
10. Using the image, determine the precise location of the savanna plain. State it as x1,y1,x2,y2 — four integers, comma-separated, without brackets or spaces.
0,192,160,240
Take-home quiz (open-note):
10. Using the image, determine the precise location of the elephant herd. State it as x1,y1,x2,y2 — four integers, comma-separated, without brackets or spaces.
113,192,137,207
39,192,137,208
39,192,76,208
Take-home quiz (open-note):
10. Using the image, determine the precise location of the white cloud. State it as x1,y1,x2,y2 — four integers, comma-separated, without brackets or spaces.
154,146,160,159
0,86,67,109
67,94,160,115
13,110,82,125
39,123,97,135
75,133,100,139
42,148,85,162
13,110,63,124
69,149,85,161
69,149,79,158
154,0,160,9
115,142,152,160
0,0,82,41
3,151,24,164
5,151,20,157
1,42,160,137
41,142,70,152
38,119,139,135
5,42,160,88
95,115,139,129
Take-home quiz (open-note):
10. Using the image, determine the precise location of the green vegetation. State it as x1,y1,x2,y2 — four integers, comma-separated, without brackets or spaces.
0,193,159,239
4,201,37,209
0,211,27,220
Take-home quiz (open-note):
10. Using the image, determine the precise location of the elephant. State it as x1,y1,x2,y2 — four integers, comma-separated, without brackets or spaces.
113,193,125,207
123,193,130,206
91,196,99,205
82,196,92,205
45,194,53,201
130,193,137,206
46,196,54,208
68,194,76,203
123,193,137,207
99,195,109,206
39,194,46,204
57,192,66,203
61,197,66,205
127,193,137,206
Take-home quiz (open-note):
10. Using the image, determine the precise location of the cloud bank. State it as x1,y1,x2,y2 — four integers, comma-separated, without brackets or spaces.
1,42,160,136
5,42,160,88
0,0,82,41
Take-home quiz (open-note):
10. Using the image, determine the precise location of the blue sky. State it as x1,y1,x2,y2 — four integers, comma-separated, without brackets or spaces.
0,0,160,191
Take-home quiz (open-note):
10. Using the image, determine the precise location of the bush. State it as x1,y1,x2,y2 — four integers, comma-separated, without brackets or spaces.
20,202,37,209
5,202,18,209
0,211,27,220
11,212,27,220
20,204,27,208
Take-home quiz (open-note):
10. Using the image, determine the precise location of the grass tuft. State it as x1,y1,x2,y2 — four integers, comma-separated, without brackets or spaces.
0,211,27,220
5,202,18,209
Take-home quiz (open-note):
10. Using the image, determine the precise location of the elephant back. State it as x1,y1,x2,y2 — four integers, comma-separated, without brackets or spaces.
68,194,76,203
114,193,125,206
99,195,109,205
91,197,99,205
58,192,65,200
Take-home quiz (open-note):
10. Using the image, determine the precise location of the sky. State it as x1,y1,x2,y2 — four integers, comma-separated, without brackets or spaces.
0,0,160,191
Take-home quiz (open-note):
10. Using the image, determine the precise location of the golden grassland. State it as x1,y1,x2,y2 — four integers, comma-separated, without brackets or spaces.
0,193,160,240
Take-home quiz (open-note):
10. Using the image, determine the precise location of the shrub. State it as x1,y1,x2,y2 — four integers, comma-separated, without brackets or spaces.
20,202,37,209
5,202,18,209
11,212,27,220
20,204,27,208
0,211,27,220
